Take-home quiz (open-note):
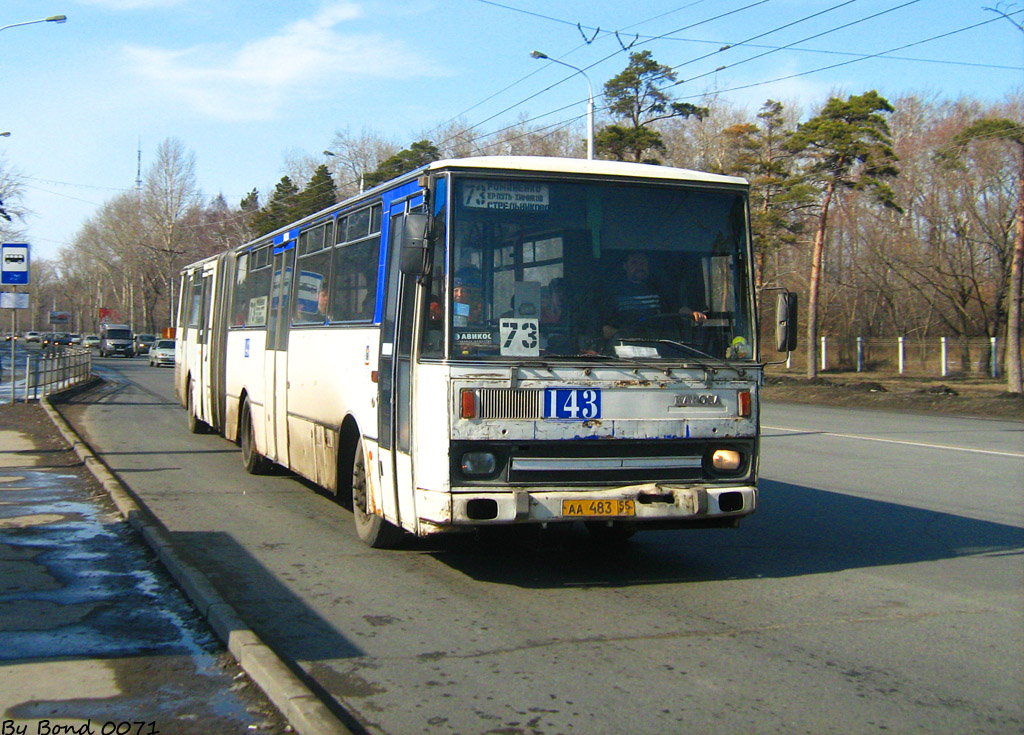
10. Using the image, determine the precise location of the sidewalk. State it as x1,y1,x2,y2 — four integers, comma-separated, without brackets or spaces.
0,400,291,734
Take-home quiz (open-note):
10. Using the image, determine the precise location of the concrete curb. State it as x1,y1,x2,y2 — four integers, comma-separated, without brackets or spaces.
40,396,353,735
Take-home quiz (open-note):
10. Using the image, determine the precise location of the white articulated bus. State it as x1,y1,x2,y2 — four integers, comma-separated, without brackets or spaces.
176,156,795,547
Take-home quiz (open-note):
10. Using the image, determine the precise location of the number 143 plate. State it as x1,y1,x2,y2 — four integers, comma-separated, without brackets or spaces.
562,499,636,518
544,388,601,420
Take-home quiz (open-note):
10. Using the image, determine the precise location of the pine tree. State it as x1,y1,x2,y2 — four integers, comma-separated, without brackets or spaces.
251,176,300,237
296,165,338,219
719,100,808,293
595,50,707,163
786,91,900,378
364,140,441,188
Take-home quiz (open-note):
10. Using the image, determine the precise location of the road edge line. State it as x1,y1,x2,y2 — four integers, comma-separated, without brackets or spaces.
40,395,354,735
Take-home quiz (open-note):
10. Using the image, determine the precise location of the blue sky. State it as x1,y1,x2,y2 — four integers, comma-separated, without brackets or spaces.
2,0,1021,261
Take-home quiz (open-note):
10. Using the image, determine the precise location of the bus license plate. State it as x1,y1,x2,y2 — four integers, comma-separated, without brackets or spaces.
562,499,636,518
544,388,601,420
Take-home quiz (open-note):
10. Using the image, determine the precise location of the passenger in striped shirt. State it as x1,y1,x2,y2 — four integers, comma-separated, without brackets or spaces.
603,252,706,340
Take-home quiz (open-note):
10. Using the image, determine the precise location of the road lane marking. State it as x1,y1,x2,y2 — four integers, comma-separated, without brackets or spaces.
762,425,1024,459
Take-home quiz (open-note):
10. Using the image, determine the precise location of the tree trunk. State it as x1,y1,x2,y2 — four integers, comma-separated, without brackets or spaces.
1004,147,1023,393
141,277,149,333
807,181,835,379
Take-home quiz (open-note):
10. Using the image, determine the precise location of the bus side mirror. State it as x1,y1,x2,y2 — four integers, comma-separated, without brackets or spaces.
399,212,431,276
775,291,798,352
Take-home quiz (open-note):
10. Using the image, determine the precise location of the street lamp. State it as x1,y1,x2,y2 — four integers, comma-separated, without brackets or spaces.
0,15,67,33
530,50,594,160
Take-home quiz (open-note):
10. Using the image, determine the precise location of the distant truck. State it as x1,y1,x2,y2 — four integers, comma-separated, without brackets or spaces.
99,323,135,357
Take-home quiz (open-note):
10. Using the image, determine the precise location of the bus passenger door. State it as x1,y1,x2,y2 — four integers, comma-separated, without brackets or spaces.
198,265,215,425
265,243,294,464
378,207,419,529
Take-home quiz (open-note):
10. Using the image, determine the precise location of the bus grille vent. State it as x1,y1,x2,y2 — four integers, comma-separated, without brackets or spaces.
477,389,541,420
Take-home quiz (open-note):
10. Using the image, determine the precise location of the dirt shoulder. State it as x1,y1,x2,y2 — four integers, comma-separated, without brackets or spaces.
0,401,89,469
762,372,1024,421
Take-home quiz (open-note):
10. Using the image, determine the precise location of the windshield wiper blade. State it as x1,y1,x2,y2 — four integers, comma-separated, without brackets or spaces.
628,338,738,371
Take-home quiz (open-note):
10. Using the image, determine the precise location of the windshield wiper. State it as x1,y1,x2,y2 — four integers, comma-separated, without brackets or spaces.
626,338,742,373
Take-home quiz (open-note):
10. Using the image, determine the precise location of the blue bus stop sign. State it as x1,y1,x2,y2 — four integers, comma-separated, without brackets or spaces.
2,243,30,285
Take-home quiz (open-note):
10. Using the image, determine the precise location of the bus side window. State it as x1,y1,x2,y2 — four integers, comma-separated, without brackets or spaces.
332,239,379,322
238,245,271,328
232,252,249,326
293,224,332,325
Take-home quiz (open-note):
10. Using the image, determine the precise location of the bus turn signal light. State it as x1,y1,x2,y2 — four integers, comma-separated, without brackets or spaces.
738,390,751,417
460,389,477,419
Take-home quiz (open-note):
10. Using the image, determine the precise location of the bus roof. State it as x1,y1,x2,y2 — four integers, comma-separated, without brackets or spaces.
422,156,749,187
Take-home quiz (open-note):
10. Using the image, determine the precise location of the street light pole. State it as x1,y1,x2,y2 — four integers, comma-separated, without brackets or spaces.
531,50,594,160
0,15,67,33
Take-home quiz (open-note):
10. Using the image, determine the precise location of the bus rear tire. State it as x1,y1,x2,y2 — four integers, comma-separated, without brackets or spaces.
350,437,403,548
187,380,210,435
240,399,273,475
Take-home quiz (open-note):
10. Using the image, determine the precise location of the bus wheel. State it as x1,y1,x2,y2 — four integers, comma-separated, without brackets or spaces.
585,521,637,543
187,380,210,435
350,437,403,548
240,399,272,475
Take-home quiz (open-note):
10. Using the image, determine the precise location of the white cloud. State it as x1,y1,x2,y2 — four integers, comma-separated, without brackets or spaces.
124,1,448,121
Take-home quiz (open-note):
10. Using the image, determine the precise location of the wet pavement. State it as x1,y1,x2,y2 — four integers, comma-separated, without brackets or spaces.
0,402,292,734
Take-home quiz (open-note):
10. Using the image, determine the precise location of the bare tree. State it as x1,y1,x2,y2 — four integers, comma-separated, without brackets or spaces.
949,116,1023,392
324,127,400,198
0,155,26,240
141,138,201,326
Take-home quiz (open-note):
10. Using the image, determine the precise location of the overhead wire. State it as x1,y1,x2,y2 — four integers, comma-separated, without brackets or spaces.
674,10,1024,101
462,0,871,150
436,0,775,150
666,0,926,88
463,5,1022,153
455,0,1016,137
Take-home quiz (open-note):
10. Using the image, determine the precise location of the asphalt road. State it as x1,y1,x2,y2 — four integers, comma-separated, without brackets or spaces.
60,356,1024,735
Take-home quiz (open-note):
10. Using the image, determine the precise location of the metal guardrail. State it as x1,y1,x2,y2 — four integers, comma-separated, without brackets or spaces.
2,344,93,403
772,336,1022,378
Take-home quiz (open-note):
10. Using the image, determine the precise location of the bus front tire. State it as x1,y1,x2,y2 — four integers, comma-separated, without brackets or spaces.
349,437,403,548
240,399,273,475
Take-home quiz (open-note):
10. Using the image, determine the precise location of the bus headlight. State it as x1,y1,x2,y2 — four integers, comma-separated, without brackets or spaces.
710,448,742,472
461,451,497,477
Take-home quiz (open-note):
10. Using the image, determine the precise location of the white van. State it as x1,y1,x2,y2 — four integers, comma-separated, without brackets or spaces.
99,324,135,357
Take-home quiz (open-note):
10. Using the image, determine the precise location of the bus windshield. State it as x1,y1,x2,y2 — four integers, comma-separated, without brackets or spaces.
447,176,754,361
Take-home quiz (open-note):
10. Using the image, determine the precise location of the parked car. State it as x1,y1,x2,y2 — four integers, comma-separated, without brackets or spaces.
82,335,100,349
133,333,157,355
148,339,176,367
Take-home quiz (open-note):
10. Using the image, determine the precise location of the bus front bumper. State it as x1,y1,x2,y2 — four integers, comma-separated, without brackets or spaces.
414,483,757,534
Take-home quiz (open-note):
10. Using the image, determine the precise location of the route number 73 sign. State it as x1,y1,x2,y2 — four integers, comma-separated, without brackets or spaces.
499,318,539,357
